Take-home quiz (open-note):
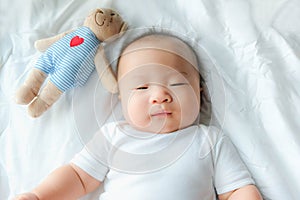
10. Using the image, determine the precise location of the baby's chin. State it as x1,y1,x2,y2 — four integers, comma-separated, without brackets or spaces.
133,126,178,134
127,115,196,134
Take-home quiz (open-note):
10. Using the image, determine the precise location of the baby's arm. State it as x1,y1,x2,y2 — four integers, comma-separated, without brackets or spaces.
218,184,262,200
13,164,101,200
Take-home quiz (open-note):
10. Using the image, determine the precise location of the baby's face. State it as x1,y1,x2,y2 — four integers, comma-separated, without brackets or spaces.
118,36,200,133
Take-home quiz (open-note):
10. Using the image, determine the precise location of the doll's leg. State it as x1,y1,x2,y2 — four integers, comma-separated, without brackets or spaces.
15,68,47,105
28,81,62,118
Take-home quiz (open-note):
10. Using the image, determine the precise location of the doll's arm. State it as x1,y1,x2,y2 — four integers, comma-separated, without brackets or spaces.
218,184,262,200
34,30,73,52
94,46,118,93
13,164,101,200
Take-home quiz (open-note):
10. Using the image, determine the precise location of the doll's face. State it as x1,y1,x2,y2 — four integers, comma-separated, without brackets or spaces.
84,8,127,41
118,35,201,134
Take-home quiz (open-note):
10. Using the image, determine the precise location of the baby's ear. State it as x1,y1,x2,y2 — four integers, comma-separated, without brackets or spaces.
94,46,118,93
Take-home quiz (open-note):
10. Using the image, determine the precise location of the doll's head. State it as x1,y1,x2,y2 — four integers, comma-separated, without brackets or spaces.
117,34,201,133
84,8,128,42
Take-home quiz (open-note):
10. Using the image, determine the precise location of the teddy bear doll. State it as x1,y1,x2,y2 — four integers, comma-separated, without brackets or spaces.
15,8,127,118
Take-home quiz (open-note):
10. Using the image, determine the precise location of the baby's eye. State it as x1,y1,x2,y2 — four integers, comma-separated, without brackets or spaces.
136,86,148,90
169,83,187,87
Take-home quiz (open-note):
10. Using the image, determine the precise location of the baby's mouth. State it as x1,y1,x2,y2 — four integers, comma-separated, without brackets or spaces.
151,110,172,117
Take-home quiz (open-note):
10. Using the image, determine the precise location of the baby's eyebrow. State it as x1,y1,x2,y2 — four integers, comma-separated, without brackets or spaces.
128,76,146,83
167,71,189,77
179,71,188,76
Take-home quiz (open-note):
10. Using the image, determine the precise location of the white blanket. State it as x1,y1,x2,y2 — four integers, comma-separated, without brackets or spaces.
1,0,300,199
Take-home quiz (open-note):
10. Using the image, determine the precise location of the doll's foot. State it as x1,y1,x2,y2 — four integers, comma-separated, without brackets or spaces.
28,97,50,118
15,85,37,105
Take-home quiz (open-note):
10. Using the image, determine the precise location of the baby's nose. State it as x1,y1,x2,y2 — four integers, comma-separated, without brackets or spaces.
149,86,172,104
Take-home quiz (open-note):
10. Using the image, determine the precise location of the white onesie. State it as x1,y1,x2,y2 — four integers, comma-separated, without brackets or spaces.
71,122,254,200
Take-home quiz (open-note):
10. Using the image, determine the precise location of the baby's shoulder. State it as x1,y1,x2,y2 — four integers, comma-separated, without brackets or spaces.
195,125,227,158
197,124,225,142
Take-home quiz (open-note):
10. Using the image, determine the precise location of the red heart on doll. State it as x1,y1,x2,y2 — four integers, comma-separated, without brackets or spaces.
70,36,84,47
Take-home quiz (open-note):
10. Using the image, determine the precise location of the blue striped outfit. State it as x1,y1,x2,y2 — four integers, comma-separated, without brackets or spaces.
35,26,100,92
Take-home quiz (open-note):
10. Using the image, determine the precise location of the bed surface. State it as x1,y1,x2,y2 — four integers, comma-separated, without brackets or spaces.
1,0,300,199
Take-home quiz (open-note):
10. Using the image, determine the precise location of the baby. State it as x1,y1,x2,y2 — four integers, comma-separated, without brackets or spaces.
14,34,262,200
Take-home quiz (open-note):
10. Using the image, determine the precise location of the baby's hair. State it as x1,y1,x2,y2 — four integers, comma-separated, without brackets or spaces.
116,32,203,94
116,32,201,80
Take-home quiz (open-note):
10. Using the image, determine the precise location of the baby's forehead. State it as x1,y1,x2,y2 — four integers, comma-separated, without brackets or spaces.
121,34,198,68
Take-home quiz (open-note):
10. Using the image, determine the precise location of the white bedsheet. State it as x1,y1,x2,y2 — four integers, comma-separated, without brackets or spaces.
1,0,300,199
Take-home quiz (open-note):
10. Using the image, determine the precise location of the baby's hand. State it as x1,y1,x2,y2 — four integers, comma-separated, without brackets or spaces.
12,193,39,200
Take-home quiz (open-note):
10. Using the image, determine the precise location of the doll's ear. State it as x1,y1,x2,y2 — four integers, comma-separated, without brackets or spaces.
119,22,128,33
87,8,98,17
94,46,118,93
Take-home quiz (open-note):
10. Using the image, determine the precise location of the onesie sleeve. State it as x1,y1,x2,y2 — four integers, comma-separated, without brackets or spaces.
70,129,111,182
213,135,255,195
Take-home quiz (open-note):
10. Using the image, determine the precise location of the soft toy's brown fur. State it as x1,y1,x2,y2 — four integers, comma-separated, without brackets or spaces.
15,8,127,117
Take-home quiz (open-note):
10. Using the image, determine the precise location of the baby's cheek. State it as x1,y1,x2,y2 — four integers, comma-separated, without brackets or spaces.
126,96,149,126
179,90,200,125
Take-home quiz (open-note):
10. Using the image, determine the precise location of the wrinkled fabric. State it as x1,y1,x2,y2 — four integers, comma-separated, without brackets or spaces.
1,0,300,199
